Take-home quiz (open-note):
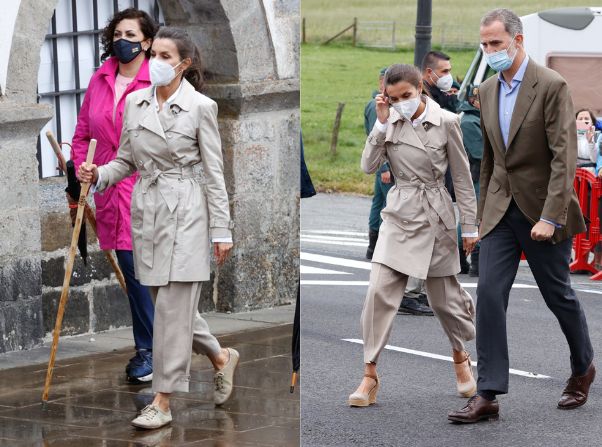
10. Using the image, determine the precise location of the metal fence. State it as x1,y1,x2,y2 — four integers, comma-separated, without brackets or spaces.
310,18,478,50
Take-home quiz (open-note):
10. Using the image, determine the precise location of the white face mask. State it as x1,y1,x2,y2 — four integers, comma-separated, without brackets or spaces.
431,72,453,92
150,58,184,86
391,95,422,120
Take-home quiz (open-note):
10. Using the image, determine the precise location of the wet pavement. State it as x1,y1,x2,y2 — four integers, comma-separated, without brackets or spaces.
0,325,299,446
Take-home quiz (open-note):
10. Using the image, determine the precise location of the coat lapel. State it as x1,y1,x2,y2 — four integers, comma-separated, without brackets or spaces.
157,79,194,132
136,89,166,140
486,79,506,156
506,61,538,150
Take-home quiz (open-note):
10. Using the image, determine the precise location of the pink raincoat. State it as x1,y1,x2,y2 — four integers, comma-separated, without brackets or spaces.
71,56,150,250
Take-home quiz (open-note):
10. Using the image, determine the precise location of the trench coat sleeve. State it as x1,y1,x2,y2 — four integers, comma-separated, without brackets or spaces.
197,100,232,240
477,95,493,222
446,115,478,234
71,84,93,172
96,97,137,193
361,124,388,174
541,78,577,225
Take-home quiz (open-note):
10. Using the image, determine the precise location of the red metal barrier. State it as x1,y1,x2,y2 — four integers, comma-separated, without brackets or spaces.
570,168,602,279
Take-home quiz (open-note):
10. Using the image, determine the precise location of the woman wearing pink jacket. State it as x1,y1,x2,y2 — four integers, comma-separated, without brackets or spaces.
71,8,158,383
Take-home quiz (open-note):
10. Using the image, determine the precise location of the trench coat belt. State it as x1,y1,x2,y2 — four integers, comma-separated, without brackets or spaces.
394,178,447,228
138,165,196,268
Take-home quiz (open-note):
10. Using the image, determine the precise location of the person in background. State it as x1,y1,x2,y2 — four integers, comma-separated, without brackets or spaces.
576,108,598,169
364,67,433,316
421,51,459,113
449,80,461,96
71,8,158,384
458,86,483,277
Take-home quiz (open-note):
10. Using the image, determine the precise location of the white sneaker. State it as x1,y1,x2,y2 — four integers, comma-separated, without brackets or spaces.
214,348,240,405
131,404,172,429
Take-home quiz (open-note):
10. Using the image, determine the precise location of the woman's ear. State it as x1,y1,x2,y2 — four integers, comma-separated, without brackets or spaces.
142,38,152,52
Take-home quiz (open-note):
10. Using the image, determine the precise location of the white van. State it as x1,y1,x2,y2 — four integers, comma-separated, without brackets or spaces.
459,7,602,117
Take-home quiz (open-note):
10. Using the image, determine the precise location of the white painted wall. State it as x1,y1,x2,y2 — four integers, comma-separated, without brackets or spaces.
0,0,22,96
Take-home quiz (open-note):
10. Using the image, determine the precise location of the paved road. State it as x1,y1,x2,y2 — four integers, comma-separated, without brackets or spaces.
301,193,602,447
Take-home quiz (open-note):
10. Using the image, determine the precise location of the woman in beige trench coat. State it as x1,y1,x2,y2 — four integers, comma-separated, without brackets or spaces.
79,28,239,430
348,64,480,407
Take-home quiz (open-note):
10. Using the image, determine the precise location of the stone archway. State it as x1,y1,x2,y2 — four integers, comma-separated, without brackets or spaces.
157,0,300,312
0,0,299,352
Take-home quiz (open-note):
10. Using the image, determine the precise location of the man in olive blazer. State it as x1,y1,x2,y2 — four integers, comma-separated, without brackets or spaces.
449,8,595,424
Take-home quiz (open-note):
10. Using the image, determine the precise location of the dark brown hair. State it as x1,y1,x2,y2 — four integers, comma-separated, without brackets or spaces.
576,108,597,123
154,27,204,91
384,64,423,89
100,8,158,61
421,50,450,72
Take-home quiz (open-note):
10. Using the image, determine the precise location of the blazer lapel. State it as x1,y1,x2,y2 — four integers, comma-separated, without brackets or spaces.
506,61,537,150
487,80,506,156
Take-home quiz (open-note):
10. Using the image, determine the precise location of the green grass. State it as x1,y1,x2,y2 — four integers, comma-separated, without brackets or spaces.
301,44,475,194
302,0,602,46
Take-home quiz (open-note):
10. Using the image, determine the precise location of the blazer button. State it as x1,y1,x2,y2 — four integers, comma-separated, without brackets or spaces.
507,169,513,173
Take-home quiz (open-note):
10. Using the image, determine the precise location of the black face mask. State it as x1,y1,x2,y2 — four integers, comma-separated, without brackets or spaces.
113,38,143,64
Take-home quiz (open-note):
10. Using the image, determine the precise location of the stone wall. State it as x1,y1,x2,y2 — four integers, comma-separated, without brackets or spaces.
0,0,57,353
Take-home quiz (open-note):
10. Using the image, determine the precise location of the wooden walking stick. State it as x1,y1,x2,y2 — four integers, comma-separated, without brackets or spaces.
46,131,127,292
42,139,97,404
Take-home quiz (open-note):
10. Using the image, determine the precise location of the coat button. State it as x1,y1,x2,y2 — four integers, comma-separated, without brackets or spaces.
167,133,172,139
398,171,403,177
134,132,139,137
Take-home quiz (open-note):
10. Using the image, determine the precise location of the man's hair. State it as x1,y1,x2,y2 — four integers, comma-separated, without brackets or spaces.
481,8,523,36
421,51,450,73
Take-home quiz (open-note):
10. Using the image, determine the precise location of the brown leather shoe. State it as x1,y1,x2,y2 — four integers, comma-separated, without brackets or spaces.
558,363,596,410
448,395,499,423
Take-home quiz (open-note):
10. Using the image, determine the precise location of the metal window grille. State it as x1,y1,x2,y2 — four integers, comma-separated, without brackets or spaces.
36,0,164,178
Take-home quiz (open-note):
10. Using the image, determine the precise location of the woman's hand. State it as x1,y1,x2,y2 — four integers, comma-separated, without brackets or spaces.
586,125,595,143
375,93,390,124
77,162,99,184
462,237,479,256
214,242,233,266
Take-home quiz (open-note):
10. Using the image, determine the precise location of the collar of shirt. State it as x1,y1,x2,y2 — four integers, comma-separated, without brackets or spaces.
153,80,184,112
410,100,428,128
498,55,529,92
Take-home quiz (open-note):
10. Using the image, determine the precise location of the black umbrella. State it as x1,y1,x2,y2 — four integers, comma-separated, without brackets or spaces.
65,160,88,265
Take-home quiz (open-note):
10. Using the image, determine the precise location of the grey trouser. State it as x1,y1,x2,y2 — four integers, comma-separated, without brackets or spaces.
361,263,475,364
149,281,221,393
477,201,593,394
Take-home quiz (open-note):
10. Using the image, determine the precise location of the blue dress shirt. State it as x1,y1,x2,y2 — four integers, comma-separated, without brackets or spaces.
498,56,560,228
498,55,529,148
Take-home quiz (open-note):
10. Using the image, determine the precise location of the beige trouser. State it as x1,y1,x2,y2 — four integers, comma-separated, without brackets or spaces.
149,281,221,393
361,263,475,364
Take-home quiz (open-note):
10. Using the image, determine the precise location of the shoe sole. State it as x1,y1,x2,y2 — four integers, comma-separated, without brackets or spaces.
348,399,375,407
127,373,153,384
131,420,171,429
448,413,499,423
557,399,587,410
397,308,434,316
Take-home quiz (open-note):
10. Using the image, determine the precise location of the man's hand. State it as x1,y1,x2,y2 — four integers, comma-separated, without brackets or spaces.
531,221,555,241
381,171,392,184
